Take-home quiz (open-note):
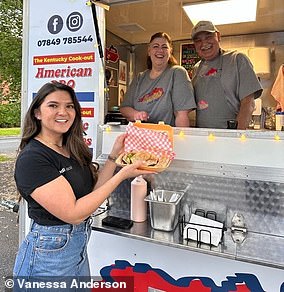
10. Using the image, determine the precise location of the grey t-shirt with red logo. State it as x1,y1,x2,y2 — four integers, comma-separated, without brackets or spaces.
192,50,263,129
121,65,196,126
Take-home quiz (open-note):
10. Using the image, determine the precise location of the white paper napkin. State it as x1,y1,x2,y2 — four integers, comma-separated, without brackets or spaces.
183,214,223,246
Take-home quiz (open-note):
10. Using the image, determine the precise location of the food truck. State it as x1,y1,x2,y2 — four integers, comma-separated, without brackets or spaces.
20,0,284,291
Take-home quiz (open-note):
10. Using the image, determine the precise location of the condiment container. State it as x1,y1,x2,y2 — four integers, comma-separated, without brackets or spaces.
131,176,147,222
227,120,238,129
145,190,184,231
275,112,284,131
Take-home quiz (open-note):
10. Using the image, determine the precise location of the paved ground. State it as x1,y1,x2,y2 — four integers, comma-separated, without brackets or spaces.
0,154,19,291
0,210,18,291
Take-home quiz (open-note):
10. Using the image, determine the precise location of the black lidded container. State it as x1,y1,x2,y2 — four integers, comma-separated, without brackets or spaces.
227,120,238,129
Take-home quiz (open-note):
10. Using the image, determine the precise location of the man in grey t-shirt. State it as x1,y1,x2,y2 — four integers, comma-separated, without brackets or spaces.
191,21,263,129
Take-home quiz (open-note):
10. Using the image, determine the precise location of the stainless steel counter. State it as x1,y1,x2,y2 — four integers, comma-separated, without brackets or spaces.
91,208,284,270
93,127,284,272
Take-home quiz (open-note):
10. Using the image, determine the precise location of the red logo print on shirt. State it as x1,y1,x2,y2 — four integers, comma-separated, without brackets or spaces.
205,68,218,76
138,88,164,104
198,100,208,110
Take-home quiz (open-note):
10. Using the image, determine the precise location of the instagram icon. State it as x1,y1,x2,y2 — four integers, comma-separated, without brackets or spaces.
66,12,83,32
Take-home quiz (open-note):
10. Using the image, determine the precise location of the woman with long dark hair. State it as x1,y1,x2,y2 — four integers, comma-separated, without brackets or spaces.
13,81,152,286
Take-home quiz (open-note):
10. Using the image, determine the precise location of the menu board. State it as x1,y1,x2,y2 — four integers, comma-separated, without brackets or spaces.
180,43,200,78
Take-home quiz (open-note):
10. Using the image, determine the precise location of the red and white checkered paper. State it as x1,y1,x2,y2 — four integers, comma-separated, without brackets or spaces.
124,123,175,159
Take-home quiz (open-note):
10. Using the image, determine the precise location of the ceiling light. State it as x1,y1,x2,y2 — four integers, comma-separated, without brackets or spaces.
183,0,257,26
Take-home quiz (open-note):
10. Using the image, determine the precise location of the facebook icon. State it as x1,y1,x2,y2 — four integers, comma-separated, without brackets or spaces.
47,15,63,34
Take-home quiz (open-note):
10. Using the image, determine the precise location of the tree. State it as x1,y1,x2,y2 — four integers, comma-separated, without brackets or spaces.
0,0,23,103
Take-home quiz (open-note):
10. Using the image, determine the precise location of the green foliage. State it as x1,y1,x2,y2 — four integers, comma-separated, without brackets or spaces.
0,0,23,103
0,103,21,127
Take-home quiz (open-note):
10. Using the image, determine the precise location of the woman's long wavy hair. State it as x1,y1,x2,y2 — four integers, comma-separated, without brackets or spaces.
146,32,178,70
19,81,98,184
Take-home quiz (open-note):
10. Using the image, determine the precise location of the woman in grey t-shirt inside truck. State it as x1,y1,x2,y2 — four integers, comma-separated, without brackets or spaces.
120,32,196,127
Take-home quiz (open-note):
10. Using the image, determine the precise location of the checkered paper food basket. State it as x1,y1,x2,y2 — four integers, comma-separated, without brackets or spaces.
117,122,175,171
124,122,175,160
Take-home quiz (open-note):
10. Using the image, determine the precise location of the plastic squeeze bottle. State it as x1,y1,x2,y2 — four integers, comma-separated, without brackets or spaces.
131,175,147,222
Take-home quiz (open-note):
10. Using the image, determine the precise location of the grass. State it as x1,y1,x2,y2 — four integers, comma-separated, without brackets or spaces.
0,154,13,162
0,128,20,162
0,127,21,136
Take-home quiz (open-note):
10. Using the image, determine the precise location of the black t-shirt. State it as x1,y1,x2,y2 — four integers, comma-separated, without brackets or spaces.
14,139,94,225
